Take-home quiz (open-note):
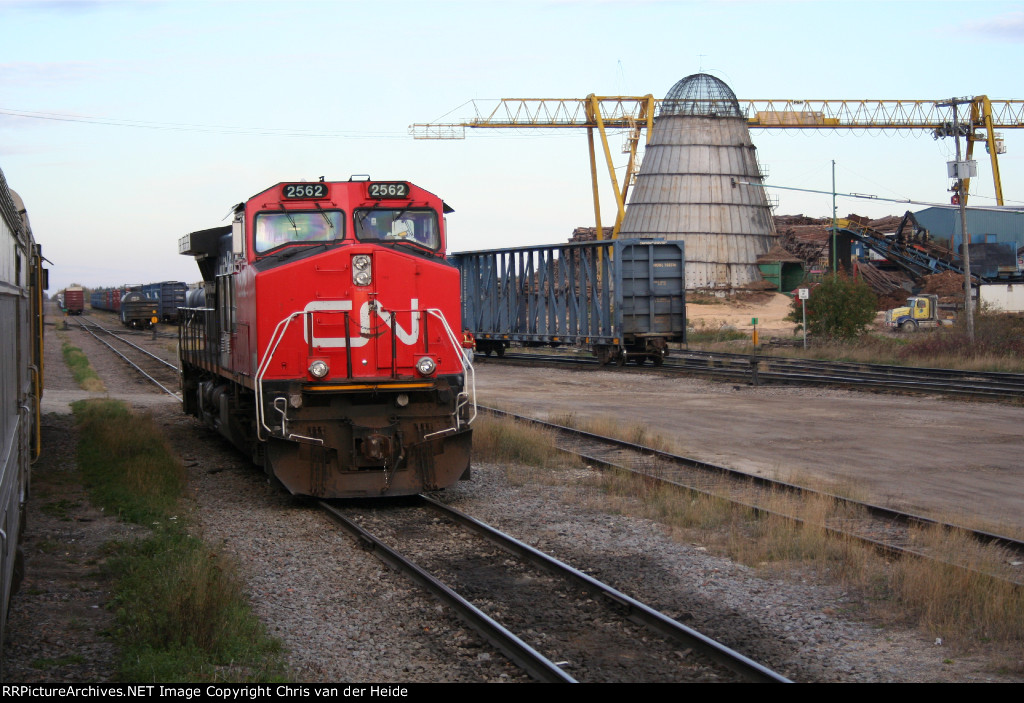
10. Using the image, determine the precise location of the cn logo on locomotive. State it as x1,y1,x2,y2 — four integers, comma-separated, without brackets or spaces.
302,299,420,347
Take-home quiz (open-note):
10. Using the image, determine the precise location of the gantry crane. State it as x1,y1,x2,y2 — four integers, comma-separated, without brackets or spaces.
411,96,1024,237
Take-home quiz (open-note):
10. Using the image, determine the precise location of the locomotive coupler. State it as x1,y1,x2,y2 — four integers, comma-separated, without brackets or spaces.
348,423,404,468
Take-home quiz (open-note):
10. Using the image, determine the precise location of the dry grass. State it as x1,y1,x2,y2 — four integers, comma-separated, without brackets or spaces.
895,525,1024,643
686,320,751,345
476,410,1024,669
471,413,576,486
546,411,684,455
764,336,1024,374
702,312,1024,374
590,467,1024,668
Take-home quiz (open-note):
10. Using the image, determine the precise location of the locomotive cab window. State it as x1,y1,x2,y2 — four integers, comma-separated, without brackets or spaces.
254,210,344,254
354,209,440,251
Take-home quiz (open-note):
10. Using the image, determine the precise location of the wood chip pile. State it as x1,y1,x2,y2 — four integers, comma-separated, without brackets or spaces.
919,271,965,302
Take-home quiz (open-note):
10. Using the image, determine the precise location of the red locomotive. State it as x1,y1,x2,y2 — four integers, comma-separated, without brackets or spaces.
179,177,475,498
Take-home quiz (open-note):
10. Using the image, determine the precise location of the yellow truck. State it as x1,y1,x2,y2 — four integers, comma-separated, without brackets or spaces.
884,294,955,331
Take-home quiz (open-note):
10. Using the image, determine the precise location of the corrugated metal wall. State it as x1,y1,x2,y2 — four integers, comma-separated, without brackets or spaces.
619,93,776,292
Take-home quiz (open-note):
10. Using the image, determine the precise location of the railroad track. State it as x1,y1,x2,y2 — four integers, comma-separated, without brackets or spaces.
74,317,181,399
481,406,1024,586
321,496,790,683
481,349,1024,401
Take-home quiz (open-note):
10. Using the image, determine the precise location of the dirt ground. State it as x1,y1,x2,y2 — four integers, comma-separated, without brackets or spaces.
17,313,1019,683
687,292,798,337
473,364,1024,534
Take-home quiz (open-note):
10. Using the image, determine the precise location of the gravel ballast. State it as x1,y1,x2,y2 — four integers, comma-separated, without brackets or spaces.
3,316,1019,682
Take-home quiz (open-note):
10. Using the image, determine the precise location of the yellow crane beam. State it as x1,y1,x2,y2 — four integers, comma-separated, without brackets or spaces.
410,96,1024,226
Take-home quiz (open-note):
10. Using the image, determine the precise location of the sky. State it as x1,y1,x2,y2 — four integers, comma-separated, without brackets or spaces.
2,0,1022,293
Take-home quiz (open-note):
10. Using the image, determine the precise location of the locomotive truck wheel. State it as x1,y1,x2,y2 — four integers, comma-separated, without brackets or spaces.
652,355,664,367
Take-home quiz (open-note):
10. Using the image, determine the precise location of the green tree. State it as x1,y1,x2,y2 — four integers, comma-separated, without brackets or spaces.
793,275,878,339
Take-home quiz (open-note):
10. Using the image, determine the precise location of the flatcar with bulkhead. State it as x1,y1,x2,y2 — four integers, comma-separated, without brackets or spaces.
178,177,474,498
0,164,46,660
454,239,686,365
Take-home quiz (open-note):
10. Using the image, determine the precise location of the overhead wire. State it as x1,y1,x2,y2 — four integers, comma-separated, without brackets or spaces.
0,107,407,139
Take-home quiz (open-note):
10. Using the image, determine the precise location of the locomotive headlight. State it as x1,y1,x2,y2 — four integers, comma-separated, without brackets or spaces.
308,360,329,378
352,255,372,287
415,356,437,377
395,393,410,408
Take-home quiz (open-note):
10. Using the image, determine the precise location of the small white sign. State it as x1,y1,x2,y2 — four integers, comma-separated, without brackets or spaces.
798,288,810,300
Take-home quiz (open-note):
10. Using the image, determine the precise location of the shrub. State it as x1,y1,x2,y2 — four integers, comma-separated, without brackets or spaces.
791,275,878,340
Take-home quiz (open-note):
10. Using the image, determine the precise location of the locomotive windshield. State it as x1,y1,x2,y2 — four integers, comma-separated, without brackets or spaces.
254,210,344,254
354,208,440,251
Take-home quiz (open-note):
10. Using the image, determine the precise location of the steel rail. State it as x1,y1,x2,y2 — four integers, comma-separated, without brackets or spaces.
84,308,178,338
677,349,1024,387
74,319,181,399
667,357,1024,400
77,317,179,372
479,406,1024,568
416,495,792,683
479,350,1024,400
317,501,576,683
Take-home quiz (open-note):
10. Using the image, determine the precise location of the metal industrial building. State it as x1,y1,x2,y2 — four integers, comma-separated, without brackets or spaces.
912,206,1024,254
618,73,776,293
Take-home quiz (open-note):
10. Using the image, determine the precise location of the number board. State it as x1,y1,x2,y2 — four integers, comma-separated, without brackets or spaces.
367,182,410,199
282,183,329,200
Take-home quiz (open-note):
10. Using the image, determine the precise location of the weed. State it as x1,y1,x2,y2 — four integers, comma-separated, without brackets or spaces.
40,499,81,521
73,400,185,525
72,399,287,682
686,320,750,345
31,654,86,670
897,313,1024,368
706,312,1024,373
553,415,1024,665
59,334,105,392
106,530,285,682
471,414,571,470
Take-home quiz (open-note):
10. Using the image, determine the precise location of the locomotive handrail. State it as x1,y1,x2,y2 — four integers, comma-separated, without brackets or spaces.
29,365,41,462
424,307,477,433
254,306,476,442
255,311,307,441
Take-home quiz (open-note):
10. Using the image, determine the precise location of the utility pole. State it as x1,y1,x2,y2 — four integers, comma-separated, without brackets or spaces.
831,160,837,275
937,98,975,344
